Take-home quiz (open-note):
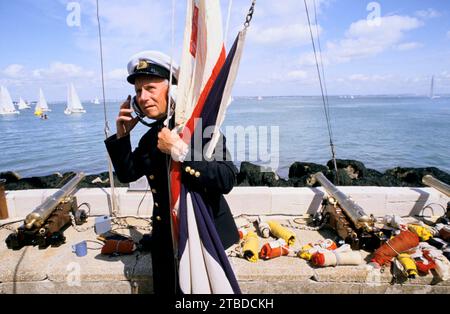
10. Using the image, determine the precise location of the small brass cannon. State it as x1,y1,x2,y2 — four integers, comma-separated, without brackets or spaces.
422,174,450,223
422,175,450,197
313,172,387,251
6,173,87,250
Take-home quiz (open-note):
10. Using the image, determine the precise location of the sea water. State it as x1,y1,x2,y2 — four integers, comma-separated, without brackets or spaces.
0,96,448,179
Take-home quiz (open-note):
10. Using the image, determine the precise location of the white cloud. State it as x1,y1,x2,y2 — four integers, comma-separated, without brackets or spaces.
298,51,330,67
395,42,423,51
1,62,94,85
238,70,309,86
70,0,180,63
249,23,321,45
248,0,329,20
3,64,25,78
440,71,450,79
244,0,329,47
310,15,424,64
348,74,370,81
415,8,442,19
32,62,94,80
106,68,128,81
348,74,391,82
286,70,308,80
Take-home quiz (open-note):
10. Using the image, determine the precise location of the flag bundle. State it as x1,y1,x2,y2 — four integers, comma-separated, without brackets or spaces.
174,0,250,294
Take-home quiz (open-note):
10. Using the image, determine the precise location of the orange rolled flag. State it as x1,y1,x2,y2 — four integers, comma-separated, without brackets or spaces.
259,239,290,260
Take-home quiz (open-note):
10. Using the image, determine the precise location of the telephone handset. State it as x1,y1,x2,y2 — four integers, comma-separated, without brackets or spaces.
131,84,178,128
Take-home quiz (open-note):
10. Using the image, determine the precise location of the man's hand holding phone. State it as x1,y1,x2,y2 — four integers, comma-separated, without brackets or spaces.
116,95,139,139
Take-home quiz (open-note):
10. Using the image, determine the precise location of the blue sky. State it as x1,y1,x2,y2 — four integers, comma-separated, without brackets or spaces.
1,0,450,101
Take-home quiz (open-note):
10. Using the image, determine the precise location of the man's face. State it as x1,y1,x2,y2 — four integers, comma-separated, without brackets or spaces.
134,76,168,120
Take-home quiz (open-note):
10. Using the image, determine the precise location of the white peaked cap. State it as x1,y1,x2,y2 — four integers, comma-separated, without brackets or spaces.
126,50,179,84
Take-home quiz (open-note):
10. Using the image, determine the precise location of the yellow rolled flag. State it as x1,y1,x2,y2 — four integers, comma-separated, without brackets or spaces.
398,253,418,278
408,224,433,241
242,231,259,263
298,244,314,260
268,221,296,246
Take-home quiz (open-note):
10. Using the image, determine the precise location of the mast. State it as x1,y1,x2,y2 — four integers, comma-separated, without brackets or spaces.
430,75,434,99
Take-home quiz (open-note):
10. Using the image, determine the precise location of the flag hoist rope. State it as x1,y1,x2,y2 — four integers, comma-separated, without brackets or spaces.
164,0,179,294
304,0,339,184
224,0,233,47
96,0,119,216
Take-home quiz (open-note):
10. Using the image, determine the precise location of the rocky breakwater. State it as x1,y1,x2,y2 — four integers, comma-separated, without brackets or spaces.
0,171,128,190
236,160,450,187
1,160,449,190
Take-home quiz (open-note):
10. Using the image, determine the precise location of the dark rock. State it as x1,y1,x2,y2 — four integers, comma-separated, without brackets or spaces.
0,171,21,183
81,172,127,188
324,169,353,186
274,178,292,187
288,162,328,179
327,159,367,179
4,172,128,190
385,167,450,187
5,172,70,190
237,162,283,187
288,175,319,187
352,168,403,187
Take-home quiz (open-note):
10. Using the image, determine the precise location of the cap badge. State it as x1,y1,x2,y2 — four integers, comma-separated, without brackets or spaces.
136,60,149,70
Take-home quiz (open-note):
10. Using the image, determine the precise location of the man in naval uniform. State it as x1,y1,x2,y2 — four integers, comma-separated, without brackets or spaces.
104,51,240,294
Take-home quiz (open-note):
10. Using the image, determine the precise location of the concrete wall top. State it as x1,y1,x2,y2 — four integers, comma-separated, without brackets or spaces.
2,186,448,220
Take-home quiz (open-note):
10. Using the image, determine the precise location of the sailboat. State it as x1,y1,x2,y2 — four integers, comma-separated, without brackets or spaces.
17,97,31,110
64,84,86,115
430,75,440,99
0,86,20,115
92,97,100,104
34,88,51,116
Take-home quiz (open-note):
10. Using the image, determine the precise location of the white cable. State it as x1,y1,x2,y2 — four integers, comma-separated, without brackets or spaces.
224,0,233,48
164,0,176,127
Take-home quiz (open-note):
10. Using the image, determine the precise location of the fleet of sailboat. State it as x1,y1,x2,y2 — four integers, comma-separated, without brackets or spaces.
0,86,20,115
0,85,95,118
64,84,86,115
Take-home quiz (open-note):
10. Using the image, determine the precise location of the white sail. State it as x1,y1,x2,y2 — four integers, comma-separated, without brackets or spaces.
430,75,440,99
18,97,30,110
65,84,86,115
38,88,51,112
93,97,100,104
0,86,20,115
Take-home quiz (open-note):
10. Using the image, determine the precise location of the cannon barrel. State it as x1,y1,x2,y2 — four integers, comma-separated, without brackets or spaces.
422,175,450,197
24,173,85,229
314,172,374,230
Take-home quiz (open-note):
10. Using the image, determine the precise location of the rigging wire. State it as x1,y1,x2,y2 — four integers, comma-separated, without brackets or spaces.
96,0,119,216
304,0,339,184
312,0,338,183
312,0,330,128
224,0,233,48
